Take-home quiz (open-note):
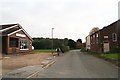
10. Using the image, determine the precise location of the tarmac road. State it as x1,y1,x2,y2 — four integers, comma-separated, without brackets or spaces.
0,60,1,74
32,50,118,78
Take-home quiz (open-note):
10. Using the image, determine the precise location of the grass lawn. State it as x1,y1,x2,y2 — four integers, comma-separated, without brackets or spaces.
100,53,119,60
33,49,57,53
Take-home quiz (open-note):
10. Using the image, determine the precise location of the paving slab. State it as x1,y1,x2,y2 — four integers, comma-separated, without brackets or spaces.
2,56,56,78
2,65,42,78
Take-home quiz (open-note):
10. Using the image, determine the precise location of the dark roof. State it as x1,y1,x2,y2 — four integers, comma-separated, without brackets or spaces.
90,19,119,36
2,26,20,35
0,24,17,30
0,24,33,40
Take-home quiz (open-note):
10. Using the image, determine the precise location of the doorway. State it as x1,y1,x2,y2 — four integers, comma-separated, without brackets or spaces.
103,41,110,53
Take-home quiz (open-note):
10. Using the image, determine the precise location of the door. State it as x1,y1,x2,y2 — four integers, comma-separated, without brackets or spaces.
103,41,110,53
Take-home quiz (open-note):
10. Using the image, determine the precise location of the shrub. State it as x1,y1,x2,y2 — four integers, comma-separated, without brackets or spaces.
80,48,88,52
61,46,70,53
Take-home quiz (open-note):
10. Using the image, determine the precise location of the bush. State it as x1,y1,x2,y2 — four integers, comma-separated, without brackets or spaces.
80,48,88,52
61,46,70,53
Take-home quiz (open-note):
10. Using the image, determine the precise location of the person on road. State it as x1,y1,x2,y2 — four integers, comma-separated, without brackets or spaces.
56,48,61,56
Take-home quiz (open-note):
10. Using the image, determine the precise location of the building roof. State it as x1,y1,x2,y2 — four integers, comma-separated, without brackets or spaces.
90,19,120,36
0,24,17,30
0,24,33,40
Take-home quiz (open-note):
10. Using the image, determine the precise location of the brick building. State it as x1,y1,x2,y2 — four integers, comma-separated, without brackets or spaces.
76,42,86,49
90,20,120,53
0,24,33,54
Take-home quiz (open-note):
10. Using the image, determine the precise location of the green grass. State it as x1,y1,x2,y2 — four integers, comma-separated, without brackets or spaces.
100,53,119,60
89,52,120,60
33,49,57,53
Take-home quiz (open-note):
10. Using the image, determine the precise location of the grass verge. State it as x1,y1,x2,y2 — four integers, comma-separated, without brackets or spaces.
88,52,120,66
100,53,119,60
89,52,119,60
33,49,57,53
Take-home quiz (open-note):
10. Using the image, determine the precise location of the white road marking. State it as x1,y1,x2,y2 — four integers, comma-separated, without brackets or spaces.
26,60,56,79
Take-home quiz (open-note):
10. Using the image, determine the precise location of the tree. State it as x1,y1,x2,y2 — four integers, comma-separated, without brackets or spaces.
76,39,82,49
32,38,52,49
89,27,100,35
68,39,76,49
53,39,63,48
63,38,68,46
32,38,69,49
76,39,82,43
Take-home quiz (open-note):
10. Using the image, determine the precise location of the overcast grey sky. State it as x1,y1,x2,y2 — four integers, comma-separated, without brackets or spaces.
0,0,119,42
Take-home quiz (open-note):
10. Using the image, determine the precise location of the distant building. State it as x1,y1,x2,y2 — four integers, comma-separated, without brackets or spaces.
90,20,120,53
86,35,90,50
0,24,33,54
76,42,86,49
76,42,82,49
82,43,86,49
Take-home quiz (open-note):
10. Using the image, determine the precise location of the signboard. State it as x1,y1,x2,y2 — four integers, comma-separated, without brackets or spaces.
104,36,108,38
16,33,26,37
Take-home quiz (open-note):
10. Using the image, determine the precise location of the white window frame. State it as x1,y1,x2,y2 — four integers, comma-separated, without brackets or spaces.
112,33,117,42
20,39,29,50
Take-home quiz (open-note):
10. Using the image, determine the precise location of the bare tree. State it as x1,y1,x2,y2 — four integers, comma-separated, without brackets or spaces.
89,27,100,35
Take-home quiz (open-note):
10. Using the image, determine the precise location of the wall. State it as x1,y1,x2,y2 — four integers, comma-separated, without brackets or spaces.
90,20,119,53
6,30,32,54
90,31,101,53
100,22,118,52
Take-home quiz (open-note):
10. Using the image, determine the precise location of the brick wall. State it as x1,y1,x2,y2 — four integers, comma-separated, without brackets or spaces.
90,20,119,53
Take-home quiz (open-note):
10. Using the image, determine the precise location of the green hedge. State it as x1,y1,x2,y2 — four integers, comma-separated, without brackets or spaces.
61,46,70,53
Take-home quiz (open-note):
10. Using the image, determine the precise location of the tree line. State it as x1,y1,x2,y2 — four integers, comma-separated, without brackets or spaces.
32,37,82,51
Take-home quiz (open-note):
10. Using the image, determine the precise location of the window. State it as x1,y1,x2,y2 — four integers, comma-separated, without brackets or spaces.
96,34,99,44
96,34,98,37
20,39,29,50
112,33,117,42
10,38,18,47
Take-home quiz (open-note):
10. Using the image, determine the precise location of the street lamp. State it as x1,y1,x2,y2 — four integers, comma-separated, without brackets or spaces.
51,28,54,55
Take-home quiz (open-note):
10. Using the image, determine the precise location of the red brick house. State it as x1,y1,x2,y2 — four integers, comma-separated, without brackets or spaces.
90,20,120,53
0,24,33,54
76,42,86,49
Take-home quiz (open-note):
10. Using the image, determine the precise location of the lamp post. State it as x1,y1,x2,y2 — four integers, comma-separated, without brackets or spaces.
51,28,54,55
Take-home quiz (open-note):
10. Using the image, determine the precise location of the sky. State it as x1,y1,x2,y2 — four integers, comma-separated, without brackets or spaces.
0,0,119,42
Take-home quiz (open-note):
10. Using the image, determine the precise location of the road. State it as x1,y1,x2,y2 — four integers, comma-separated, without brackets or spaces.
0,60,2,79
32,50,118,78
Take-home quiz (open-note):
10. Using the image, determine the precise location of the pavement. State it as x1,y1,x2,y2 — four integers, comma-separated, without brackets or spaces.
0,60,2,79
32,50,118,78
2,56,56,78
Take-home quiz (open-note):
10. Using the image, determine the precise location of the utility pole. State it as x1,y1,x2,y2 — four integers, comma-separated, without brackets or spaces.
51,28,54,55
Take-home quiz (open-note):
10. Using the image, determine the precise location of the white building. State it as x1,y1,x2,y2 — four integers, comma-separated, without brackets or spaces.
86,35,90,50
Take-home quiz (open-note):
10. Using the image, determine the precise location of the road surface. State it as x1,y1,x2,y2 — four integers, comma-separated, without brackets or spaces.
32,50,118,78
